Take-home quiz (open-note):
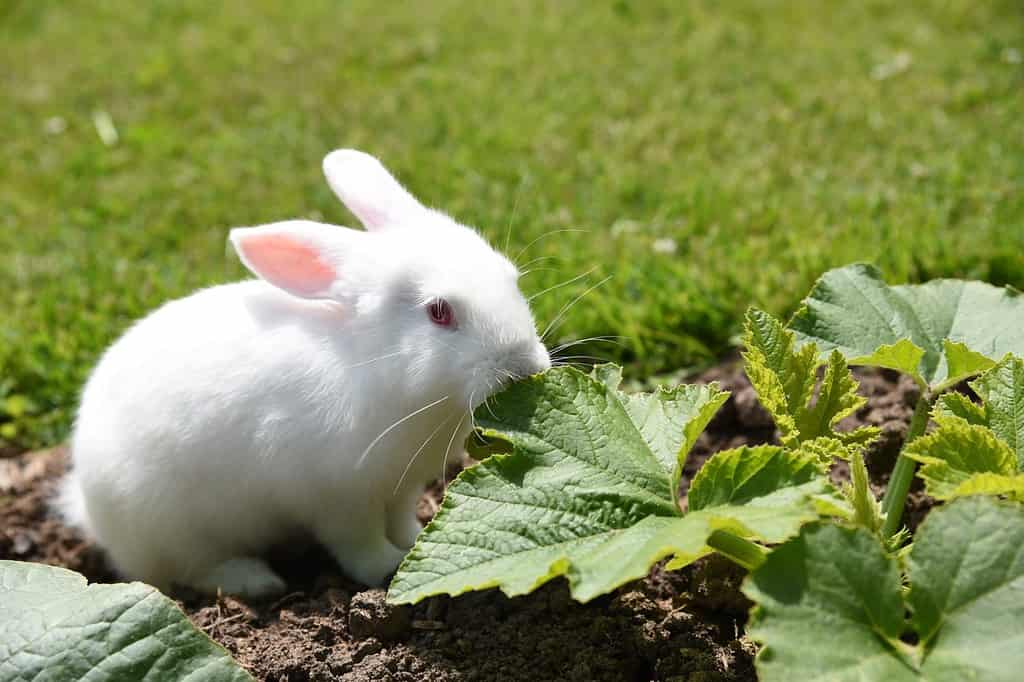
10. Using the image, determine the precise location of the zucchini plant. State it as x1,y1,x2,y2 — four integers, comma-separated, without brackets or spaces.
786,262,1024,535
743,264,1024,681
390,263,1024,680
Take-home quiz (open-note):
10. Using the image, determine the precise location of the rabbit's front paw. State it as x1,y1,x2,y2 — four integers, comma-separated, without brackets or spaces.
330,537,408,587
387,493,425,549
387,513,423,550
193,557,287,598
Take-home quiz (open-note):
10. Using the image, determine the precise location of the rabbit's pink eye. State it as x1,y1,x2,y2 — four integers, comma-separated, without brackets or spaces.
428,299,455,328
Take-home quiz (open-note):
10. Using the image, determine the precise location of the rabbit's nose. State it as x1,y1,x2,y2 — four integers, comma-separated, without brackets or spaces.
503,342,550,380
526,342,551,376
520,339,552,376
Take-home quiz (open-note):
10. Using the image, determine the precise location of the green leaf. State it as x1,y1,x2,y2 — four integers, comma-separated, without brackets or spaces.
0,561,251,681
970,354,1024,469
743,497,1024,682
908,355,1024,501
798,436,861,466
742,308,876,448
908,497,1024,679
742,308,817,442
795,350,875,446
847,448,883,532
593,363,729,491
849,339,927,388
905,421,1023,501
388,367,832,605
744,523,914,682
935,392,987,426
789,263,1024,389
939,340,997,391
687,445,821,511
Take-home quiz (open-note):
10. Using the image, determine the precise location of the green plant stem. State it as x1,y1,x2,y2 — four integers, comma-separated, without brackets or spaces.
880,394,932,538
706,530,768,571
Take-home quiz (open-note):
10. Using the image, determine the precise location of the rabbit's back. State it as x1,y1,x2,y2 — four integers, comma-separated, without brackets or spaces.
65,281,364,586
74,279,357,462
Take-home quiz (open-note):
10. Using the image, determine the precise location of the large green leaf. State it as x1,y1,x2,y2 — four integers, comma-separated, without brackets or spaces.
388,366,833,604
907,356,1024,501
745,523,914,681
909,497,1024,678
0,561,251,681
744,497,1024,682
789,263,1024,389
742,308,877,449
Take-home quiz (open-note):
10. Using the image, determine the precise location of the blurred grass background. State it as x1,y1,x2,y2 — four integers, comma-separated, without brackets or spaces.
2,0,1022,450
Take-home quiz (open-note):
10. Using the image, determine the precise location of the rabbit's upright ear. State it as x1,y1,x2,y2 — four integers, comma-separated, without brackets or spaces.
230,221,358,299
322,149,425,231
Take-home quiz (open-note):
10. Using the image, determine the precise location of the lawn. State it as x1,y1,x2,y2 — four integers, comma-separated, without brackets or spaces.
2,0,1022,450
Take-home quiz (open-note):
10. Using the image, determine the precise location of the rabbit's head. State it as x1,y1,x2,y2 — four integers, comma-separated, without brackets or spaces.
229,150,550,411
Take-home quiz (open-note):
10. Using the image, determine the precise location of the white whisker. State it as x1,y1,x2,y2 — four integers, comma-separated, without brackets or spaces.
481,380,501,421
514,229,588,263
548,336,628,354
542,275,613,341
339,350,404,371
552,361,589,369
356,395,450,469
392,414,455,496
519,268,559,278
528,267,597,303
518,255,557,270
468,389,479,432
441,413,468,490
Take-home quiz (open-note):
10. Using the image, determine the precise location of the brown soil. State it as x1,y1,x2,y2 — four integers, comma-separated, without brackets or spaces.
0,362,925,682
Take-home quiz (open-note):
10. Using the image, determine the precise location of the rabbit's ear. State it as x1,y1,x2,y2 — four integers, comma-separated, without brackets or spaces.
322,149,425,231
230,221,357,299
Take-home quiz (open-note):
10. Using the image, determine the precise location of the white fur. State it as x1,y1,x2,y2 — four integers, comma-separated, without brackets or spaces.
60,149,550,595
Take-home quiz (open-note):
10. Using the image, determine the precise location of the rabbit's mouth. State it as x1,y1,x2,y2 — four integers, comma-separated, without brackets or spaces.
466,341,550,411
473,356,551,406
467,372,513,411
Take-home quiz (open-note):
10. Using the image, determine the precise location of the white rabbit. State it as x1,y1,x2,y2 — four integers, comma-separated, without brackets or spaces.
59,149,551,597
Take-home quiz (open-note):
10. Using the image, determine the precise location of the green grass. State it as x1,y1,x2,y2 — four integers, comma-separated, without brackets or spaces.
2,0,1023,450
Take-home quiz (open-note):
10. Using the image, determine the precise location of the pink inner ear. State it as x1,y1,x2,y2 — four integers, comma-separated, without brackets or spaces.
238,233,337,298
